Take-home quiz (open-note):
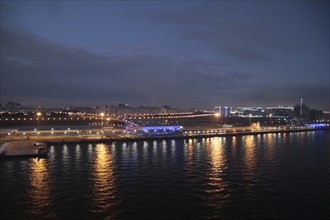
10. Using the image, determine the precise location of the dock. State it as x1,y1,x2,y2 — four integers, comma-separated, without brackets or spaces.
0,141,47,157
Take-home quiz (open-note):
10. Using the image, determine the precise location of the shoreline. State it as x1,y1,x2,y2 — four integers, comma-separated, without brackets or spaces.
1,128,329,157
1,127,329,146
43,127,329,144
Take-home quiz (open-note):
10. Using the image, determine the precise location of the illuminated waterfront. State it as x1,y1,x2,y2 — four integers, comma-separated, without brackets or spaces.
1,130,329,219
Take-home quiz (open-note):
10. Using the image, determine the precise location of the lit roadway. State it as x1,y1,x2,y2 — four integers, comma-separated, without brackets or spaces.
1,112,329,143
0,112,212,125
1,125,328,143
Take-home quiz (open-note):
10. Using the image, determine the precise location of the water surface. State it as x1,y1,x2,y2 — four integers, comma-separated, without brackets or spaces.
1,131,329,219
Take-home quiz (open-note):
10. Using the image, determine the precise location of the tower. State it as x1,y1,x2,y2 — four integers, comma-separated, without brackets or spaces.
300,97,303,116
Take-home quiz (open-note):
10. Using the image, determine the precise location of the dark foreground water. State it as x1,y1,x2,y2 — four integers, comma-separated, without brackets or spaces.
1,131,329,219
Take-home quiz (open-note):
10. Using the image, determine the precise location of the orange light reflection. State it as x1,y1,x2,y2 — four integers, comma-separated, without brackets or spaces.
91,144,116,215
209,137,224,185
28,158,51,217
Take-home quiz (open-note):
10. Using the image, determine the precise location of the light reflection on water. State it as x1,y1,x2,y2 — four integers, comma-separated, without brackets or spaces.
0,131,329,219
231,136,237,154
244,135,256,174
28,158,53,218
90,144,117,218
62,144,69,168
208,137,225,187
185,139,194,175
75,144,81,162
264,133,275,161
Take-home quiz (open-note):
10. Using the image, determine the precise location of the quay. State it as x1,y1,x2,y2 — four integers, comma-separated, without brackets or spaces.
0,141,48,157
0,127,329,147
44,127,330,144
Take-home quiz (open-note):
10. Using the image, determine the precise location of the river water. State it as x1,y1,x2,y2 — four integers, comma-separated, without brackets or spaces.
1,131,329,219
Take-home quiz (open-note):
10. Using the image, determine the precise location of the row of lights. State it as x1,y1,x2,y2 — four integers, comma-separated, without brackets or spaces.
185,130,224,134
126,114,210,120
130,116,176,120
4,126,323,137
7,130,108,136
0,117,112,121
121,112,194,117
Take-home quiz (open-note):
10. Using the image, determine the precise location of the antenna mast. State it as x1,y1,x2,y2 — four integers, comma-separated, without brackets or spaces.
300,97,303,116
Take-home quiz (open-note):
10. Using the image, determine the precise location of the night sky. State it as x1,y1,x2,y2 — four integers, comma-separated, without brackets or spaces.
1,1,329,109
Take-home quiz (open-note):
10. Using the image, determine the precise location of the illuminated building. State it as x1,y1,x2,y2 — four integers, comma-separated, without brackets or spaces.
237,107,263,117
140,125,183,135
265,106,294,118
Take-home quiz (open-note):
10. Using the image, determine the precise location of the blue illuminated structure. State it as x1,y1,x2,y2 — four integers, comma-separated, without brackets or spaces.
141,125,183,132
304,123,329,128
139,125,183,136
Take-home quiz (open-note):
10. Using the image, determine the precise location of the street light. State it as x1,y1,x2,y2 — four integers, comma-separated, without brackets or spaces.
249,114,252,127
269,113,272,126
100,113,105,126
214,112,220,125
36,112,41,131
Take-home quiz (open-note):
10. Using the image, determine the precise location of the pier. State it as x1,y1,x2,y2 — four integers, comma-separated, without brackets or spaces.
0,141,47,157
0,126,329,151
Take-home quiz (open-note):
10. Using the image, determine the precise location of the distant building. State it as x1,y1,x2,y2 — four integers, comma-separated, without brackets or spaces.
237,107,263,117
293,104,310,118
215,106,234,117
5,102,22,112
322,111,330,121
105,104,185,116
309,109,324,121
265,106,294,118
161,105,181,114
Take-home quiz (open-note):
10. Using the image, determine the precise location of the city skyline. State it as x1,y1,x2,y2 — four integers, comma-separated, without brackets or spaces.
1,1,329,109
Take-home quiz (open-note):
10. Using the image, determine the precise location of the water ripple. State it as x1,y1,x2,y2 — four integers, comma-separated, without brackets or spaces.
0,131,329,219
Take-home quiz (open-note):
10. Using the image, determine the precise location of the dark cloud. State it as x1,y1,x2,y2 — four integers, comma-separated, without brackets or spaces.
249,84,329,109
0,26,252,108
46,1,63,14
150,4,296,62
1,1,328,109
152,5,218,26
0,1,18,27
220,45,271,62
